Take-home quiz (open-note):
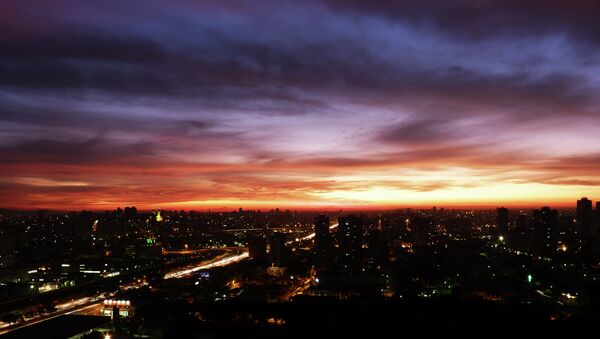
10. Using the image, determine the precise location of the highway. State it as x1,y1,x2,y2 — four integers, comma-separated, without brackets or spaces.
0,297,107,336
280,266,318,301
0,247,248,336
286,223,338,245
164,250,248,279
280,277,314,301
0,226,328,335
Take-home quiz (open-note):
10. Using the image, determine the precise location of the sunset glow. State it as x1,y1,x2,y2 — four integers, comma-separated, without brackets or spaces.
1,1,600,210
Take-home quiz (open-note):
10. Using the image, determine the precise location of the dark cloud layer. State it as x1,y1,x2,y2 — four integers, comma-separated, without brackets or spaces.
0,0,599,209
325,0,600,44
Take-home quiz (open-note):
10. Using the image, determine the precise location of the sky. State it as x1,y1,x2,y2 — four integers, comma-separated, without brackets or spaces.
1,0,600,211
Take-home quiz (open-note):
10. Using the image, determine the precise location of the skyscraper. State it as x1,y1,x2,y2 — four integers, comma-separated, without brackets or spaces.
496,207,509,238
532,207,558,257
314,215,330,251
597,202,600,228
268,232,288,266
577,197,594,234
366,229,388,268
248,234,267,261
314,215,333,268
337,215,364,270
577,197,594,254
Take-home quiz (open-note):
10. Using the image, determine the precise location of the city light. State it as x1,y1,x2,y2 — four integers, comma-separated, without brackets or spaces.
164,252,249,279
1,1,599,333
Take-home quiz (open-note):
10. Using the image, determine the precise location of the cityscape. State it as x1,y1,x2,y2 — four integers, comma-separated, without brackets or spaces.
2,202,600,337
2,0,600,338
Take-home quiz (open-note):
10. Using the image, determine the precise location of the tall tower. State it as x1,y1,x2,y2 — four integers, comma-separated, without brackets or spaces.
337,215,364,270
248,234,267,261
314,215,333,268
577,197,593,253
314,215,330,251
597,202,600,228
577,197,593,233
496,207,509,238
532,207,558,257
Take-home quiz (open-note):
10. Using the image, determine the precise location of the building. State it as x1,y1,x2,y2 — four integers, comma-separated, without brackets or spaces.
314,215,330,251
337,216,364,270
268,232,288,266
314,215,334,268
577,197,594,254
577,197,594,236
597,201,600,228
0,224,17,268
366,229,388,268
138,237,163,258
248,234,267,261
496,207,509,238
102,299,132,318
532,207,558,257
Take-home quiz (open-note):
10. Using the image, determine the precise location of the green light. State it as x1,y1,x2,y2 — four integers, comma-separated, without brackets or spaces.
527,274,533,283
146,238,155,245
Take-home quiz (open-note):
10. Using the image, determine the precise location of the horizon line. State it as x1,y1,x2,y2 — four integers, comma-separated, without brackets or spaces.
1,202,592,213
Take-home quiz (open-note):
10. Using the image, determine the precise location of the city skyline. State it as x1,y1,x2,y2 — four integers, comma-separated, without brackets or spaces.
2,1,600,210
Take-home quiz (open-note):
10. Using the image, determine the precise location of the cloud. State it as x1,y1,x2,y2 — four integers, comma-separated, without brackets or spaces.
322,0,600,46
0,0,599,209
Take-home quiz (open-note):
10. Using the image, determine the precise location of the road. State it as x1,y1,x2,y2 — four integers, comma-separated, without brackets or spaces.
0,248,248,336
162,246,245,255
71,302,105,316
0,298,106,336
280,277,313,301
280,267,317,301
286,223,338,245
164,249,248,279
0,229,321,335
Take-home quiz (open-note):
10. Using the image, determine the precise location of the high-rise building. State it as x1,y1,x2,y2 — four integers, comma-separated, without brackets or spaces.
515,213,528,231
366,229,388,268
496,207,509,237
596,202,600,228
577,197,594,254
532,207,558,257
577,197,594,235
268,232,288,266
337,215,364,270
124,206,137,219
248,234,267,261
314,215,330,251
0,224,16,268
508,212,531,250
314,215,334,268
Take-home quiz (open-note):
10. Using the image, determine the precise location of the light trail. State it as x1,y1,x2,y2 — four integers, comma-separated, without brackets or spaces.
286,223,338,245
162,247,245,255
0,299,107,336
164,251,249,279
0,247,248,335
